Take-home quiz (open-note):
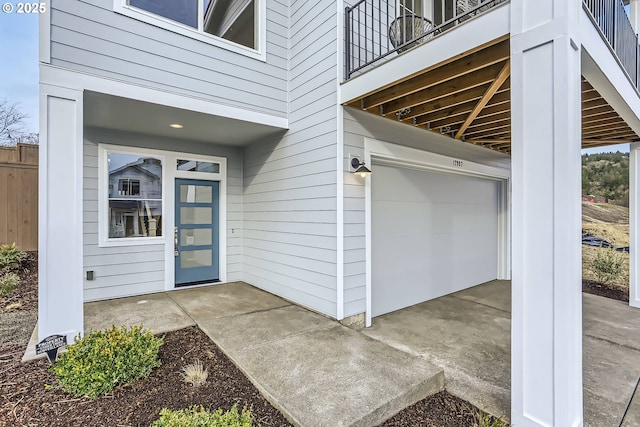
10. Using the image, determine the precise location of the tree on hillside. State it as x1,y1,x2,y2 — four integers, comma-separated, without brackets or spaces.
582,152,629,205
0,99,37,146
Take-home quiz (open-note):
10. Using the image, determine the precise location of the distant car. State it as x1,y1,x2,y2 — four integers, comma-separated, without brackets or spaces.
616,246,630,253
582,233,612,248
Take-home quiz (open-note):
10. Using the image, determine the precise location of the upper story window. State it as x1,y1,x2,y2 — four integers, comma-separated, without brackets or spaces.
117,0,263,58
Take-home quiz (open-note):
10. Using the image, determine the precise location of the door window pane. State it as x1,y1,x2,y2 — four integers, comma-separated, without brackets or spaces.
180,229,212,246
180,249,213,268
180,185,212,203
180,207,212,225
177,159,220,173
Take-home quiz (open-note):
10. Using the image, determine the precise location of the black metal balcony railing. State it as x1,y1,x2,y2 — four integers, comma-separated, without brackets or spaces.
345,0,508,79
346,0,640,91
583,0,640,89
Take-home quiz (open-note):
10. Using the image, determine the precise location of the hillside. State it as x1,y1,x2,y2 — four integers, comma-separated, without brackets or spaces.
582,152,629,205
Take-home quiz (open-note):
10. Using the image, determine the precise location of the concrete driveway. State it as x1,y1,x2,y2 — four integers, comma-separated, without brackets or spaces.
361,280,640,427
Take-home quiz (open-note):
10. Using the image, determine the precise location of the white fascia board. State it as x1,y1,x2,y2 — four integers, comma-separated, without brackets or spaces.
40,64,289,130
581,9,640,137
339,3,510,104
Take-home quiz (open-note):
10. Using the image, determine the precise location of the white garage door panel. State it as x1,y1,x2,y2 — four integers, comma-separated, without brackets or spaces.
372,164,499,317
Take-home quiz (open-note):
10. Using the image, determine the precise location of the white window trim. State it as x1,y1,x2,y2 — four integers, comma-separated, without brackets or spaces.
113,0,267,62
99,144,167,247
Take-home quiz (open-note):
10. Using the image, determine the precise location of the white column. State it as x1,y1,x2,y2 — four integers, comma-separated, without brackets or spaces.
510,0,583,426
631,0,640,35
631,142,640,308
38,84,84,343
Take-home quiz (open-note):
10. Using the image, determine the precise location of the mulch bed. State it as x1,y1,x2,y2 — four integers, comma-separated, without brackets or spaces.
379,391,480,427
0,326,292,427
582,279,629,302
1,251,38,313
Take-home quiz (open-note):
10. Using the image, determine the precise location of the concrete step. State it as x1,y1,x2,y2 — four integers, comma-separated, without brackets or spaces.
194,303,444,427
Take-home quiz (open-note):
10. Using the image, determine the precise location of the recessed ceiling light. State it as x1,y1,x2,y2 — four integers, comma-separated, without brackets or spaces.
169,123,183,129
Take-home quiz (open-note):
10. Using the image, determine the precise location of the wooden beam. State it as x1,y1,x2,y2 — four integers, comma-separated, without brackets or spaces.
583,127,636,138
463,122,511,137
381,61,508,115
455,61,511,139
401,83,493,120
360,38,510,109
465,127,511,139
466,111,511,127
413,89,510,125
582,111,622,123
582,118,628,131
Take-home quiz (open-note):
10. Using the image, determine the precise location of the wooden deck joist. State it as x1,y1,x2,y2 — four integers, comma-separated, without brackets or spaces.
344,36,639,154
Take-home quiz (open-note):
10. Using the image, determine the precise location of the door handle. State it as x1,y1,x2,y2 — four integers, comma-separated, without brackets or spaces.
174,226,179,256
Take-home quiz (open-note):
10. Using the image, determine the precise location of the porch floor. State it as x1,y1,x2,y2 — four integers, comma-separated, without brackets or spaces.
26,281,640,426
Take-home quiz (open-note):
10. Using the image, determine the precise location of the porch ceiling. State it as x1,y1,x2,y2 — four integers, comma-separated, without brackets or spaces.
344,36,640,155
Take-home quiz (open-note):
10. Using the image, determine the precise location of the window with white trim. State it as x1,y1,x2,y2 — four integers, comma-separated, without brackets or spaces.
125,0,257,49
107,152,163,239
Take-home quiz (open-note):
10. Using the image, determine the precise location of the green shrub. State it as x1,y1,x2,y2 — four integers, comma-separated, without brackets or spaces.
589,246,625,285
51,325,163,399
0,272,20,297
0,242,26,272
151,405,253,427
473,411,508,427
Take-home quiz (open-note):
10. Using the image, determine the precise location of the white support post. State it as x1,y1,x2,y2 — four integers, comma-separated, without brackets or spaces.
630,0,640,35
38,84,84,343
631,142,640,308
511,0,583,426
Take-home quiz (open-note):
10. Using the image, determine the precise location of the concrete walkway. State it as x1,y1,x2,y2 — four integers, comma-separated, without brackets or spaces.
84,283,444,427
362,280,640,427
30,280,640,426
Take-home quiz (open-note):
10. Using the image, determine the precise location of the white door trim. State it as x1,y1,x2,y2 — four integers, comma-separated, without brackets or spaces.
363,138,511,327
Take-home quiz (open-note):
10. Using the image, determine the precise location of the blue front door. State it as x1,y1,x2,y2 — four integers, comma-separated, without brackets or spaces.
174,179,220,286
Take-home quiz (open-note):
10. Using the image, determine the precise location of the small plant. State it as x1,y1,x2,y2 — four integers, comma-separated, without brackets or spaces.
0,272,20,297
182,359,208,387
51,325,163,399
589,246,625,285
151,405,253,427
473,411,508,427
0,242,26,272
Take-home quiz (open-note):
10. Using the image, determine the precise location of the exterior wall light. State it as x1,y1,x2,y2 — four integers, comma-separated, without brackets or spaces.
351,157,372,177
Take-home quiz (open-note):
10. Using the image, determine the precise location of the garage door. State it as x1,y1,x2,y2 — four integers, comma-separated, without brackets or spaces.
372,163,500,317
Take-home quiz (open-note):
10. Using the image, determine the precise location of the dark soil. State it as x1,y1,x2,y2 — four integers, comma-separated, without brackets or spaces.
0,253,500,426
379,391,482,427
0,251,38,313
582,279,629,302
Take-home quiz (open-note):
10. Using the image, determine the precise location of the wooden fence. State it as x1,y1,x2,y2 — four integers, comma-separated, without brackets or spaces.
0,144,38,251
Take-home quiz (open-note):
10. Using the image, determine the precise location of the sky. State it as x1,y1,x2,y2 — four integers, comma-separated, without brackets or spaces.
0,4,634,153
0,10,39,135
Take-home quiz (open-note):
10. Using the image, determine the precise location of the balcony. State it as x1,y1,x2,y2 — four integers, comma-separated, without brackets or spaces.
343,0,640,153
